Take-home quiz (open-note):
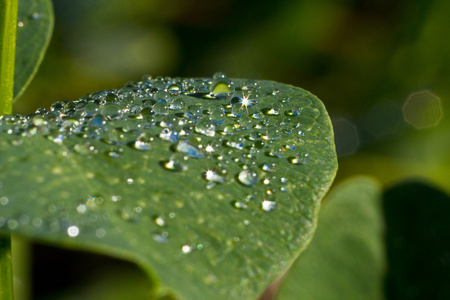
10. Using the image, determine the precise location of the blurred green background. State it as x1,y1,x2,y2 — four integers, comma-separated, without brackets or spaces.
10,0,450,298
13,0,450,194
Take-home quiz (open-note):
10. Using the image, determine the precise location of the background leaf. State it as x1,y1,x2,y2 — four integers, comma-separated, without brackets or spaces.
275,178,450,300
384,181,450,300
0,76,337,300
275,176,385,300
14,0,53,100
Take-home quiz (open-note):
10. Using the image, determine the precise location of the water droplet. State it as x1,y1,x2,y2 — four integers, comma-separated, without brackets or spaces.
0,197,9,206
239,115,253,129
261,163,275,172
288,153,309,165
83,103,100,116
231,200,247,210
106,150,120,158
176,141,203,158
73,143,93,155
213,72,227,79
267,144,283,158
168,84,182,96
153,232,169,243
100,104,122,120
185,105,203,120
237,170,258,187
223,124,235,134
31,12,42,20
133,133,153,151
96,228,106,238
153,102,169,115
261,200,276,212
154,216,166,227
159,128,179,142
104,93,118,102
210,78,234,99
67,226,80,237
170,98,185,110
182,245,192,254
119,207,141,222
195,118,216,137
111,195,121,202
7,219,19,230
77,204,87,213
209,106,226,124
225,136,244,150
204,170,225,184
161,155,187,171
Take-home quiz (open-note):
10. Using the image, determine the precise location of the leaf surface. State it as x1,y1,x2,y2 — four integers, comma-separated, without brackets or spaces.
14,0,53,100
0,76,337,300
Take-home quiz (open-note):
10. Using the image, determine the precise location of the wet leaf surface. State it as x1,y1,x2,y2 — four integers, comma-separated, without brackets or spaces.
0,75,337,300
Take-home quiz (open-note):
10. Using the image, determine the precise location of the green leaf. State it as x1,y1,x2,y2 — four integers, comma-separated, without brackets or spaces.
13,0,53,100
0,76,337,300
276,176,385,300
384,181,450,299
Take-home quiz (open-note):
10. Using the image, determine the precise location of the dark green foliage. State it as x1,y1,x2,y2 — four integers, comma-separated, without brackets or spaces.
384,182,450,300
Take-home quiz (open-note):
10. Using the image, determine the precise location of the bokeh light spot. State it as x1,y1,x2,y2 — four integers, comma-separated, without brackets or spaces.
403,91,442,129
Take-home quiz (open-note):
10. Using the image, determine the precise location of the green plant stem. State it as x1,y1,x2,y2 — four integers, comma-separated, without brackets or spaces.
0,0,18,298
0,0,18,115
0,235,14,300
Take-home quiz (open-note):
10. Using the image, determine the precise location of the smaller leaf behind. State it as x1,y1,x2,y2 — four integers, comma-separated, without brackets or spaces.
14,0,53,101
275,176,385,300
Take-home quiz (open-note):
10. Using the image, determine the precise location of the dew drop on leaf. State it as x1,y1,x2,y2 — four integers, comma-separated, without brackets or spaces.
237,170,258,187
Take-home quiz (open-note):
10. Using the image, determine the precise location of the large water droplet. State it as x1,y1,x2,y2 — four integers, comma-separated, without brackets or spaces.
153,102,169,115
133,133,153,151
185,105,203,120
210,78,234,100
168,83,182,96
237,170,258,187
209,106,226,124
195,117,216,137
176,141,204,158
204,170,225,184
159,128,179,142
261,200,276,212
100,104,122,120
170,98,185,110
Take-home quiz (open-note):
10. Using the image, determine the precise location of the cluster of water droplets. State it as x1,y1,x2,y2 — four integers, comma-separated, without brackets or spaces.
0,73,320,251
